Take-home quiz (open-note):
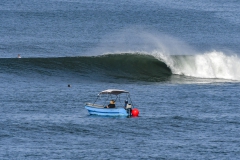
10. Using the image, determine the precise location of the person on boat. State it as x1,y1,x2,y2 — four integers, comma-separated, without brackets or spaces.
106,100,115,108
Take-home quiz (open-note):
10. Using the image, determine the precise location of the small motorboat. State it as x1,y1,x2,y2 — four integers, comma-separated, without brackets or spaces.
85,89,139,116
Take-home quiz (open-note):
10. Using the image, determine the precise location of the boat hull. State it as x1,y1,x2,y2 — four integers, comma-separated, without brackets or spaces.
85,105,128,116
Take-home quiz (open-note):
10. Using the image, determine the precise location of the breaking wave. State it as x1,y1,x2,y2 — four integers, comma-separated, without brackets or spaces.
1,51,240,82
152,50,240,81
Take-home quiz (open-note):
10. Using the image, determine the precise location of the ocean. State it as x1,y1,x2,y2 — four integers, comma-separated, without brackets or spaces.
0,0,240,159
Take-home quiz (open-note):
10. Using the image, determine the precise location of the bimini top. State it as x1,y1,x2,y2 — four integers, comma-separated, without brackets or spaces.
99,89,129,95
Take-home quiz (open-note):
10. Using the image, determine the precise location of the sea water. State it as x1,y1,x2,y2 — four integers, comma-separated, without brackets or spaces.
0,0,240,159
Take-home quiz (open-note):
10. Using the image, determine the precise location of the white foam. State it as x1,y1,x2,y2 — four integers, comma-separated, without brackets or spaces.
153,51,240,81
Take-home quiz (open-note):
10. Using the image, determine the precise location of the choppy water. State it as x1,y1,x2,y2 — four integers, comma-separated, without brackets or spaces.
1,0,240,159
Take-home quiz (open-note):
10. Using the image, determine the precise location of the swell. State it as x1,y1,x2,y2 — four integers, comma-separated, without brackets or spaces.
0,54,172,82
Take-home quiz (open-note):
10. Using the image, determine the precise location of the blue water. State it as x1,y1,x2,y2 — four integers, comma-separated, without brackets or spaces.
1,0,240,159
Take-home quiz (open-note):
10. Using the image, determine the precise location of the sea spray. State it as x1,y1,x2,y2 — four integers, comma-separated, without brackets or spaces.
153,50,240,80
194,51,240,80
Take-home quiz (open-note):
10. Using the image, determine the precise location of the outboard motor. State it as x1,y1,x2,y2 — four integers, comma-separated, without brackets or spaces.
124,100,132,117
125,103,132,116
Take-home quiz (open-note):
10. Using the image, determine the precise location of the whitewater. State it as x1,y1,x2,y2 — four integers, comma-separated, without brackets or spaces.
152,51,240,81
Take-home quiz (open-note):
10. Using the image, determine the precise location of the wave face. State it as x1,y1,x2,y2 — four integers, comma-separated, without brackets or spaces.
0,54,172,82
